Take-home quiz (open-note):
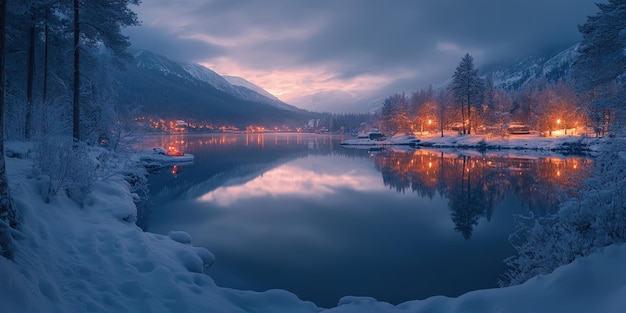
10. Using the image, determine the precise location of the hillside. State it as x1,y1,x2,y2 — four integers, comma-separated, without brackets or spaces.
115,50,310,126
486,44,579,90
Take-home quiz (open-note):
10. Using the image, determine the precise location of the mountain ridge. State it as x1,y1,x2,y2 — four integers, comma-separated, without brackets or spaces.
488,44,579,90
117,50,310,126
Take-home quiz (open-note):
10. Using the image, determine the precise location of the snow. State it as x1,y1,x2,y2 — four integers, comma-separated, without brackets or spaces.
224,75,281,101
132,149,195,166
341,134,419,146
2,140,626,313
415,131,599,153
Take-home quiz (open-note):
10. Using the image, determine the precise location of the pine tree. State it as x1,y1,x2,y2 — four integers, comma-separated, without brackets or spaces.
0,0,18,259
71,0,140,143
573,0,626,135
574,0,626,90
450,53,484,135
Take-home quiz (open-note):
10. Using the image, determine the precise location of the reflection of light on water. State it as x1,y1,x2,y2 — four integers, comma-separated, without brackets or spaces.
198,164,383,206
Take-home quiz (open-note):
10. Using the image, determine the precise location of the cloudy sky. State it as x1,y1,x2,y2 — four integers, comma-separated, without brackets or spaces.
125,0,601,112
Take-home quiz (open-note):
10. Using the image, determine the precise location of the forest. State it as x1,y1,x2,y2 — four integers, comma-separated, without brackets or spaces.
1,0,141,257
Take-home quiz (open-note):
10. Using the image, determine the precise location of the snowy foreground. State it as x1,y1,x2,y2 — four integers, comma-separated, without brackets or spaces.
2,141,626,313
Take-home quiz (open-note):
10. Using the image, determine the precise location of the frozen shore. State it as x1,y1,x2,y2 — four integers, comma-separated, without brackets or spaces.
415,131,601,154
1,141,625,313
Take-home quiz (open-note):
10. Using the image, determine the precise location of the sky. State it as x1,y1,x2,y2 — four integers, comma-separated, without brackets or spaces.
125,0,602,112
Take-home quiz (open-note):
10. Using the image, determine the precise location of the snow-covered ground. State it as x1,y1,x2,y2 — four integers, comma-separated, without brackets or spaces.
416,131,600,153
2,141,626,313
341,134,419,146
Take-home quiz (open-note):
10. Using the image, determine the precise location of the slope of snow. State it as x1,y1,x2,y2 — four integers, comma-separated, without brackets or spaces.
224,75,280,101
1,141,626,313
131,50,305,113
489,44,579,90
182,63,239,94
134,50,188,80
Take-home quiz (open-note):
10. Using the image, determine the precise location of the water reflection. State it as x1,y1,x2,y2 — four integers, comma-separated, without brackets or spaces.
198,163,382,206
142,133,593,307
371,149,592,239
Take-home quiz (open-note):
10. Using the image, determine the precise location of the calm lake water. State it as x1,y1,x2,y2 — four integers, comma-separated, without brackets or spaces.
140,133,592,308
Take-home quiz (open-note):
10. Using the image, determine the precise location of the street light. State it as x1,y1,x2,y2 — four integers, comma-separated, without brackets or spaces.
557,119,561,135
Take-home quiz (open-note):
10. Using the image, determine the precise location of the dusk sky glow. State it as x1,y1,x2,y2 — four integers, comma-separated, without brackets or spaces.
125,0,601,109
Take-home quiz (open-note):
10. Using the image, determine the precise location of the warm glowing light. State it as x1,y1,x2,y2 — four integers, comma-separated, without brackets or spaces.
557,119,561,125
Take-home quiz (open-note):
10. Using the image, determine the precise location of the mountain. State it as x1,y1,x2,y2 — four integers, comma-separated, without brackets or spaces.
116,50,309,125
222,75,304,112
223,76,280,101
486,44,579,90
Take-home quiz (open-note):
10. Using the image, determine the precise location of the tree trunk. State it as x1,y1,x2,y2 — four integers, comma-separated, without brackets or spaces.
0,0,17,259
43,9,49,103
460,101,466,135
466,93,471,135
25,16,35,140
73,0,80,144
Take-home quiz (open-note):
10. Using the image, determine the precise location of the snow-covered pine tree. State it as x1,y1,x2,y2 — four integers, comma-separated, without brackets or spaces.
501,140,626,286
573,0,626,135
450,53,485,135
71,0,140,143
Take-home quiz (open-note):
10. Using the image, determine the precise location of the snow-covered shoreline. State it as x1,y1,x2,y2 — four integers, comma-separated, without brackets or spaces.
340,131,604,155
414,132,601,154
2,141,626,312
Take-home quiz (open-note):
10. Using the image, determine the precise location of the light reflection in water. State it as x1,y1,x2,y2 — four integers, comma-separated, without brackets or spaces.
370,148,592,239
143,133,593,308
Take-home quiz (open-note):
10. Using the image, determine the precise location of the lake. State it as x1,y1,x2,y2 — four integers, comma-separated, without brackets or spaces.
139,132,592,308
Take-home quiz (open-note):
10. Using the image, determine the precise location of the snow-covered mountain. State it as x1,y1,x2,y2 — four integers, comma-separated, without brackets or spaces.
118,50,308,123
223,76,280,101
487,44,579,90
132,50,303,113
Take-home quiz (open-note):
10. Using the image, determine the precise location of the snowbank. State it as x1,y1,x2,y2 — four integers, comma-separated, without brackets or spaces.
340,134,419,146
0,147,316,313
2,142,626,313
326,243,626,312
416,132,599,154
